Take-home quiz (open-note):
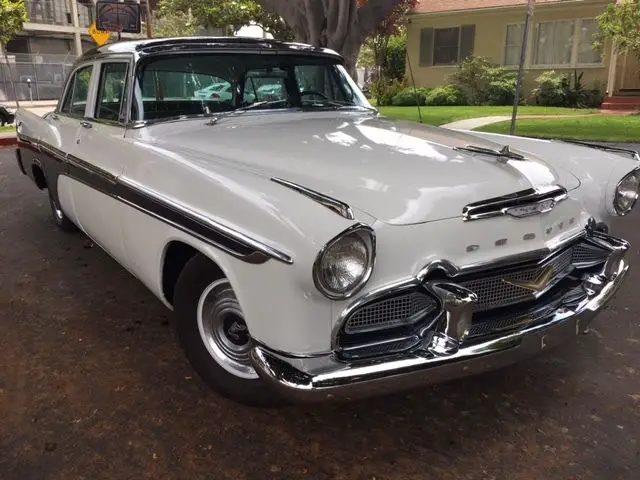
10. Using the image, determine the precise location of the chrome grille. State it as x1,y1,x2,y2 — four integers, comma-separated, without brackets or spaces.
344,292,438,334
572,243,609,266
460,247,575,312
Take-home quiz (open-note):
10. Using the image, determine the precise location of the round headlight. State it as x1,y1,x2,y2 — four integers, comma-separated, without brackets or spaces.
313,225,375,299
614,169,640,216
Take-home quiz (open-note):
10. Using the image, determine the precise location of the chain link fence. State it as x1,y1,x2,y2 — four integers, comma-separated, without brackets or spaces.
1,54,75,102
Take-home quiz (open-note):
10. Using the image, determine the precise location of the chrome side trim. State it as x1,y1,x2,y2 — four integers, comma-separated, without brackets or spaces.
462,185,568,222
118,176,294,265
271,177,355,220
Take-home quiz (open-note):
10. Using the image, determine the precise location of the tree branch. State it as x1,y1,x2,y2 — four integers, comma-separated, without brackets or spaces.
357,0,401,37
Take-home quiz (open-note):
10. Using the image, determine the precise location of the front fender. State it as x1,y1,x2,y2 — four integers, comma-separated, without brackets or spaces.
121,140,375,355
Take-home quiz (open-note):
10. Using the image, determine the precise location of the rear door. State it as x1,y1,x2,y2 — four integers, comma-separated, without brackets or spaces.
40,63,96,226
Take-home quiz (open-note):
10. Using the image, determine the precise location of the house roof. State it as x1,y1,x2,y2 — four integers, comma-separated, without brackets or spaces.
413,0,580,15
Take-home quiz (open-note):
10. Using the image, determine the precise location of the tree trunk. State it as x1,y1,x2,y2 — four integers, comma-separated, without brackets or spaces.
1,43,20,108
258,0,399,81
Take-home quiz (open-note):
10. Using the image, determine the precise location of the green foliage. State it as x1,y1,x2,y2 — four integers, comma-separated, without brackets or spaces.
425,85,468,106
0,0,27,46
594,1,640,59
159,0,293,40
391,87,431,106
486,78,518,106
530,70,566,107
371,78,405,106
154,11,197,38
448,56,516,106
530,70,604,108
383,34,407,81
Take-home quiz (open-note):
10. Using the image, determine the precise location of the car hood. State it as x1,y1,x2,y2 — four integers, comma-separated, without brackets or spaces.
140,112,581,225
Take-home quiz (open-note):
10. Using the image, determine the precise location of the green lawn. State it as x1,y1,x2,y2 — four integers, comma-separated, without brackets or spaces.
377,106,598,126
476,115,640,142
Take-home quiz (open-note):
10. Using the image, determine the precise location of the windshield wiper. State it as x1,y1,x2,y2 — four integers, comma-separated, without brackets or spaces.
301,100,377,113
562,140,640,160
454,144,526,161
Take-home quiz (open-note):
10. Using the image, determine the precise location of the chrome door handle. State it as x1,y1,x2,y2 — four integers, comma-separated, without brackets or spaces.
80,121,93,129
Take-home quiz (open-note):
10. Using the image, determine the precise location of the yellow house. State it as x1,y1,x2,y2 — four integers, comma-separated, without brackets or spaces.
406,0,640,109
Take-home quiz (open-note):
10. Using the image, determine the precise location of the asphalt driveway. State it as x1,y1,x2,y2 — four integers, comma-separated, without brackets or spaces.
0,147,639,480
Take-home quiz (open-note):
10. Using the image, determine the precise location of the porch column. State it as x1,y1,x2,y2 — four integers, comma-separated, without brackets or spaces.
606,43,618,97
68,0,83,57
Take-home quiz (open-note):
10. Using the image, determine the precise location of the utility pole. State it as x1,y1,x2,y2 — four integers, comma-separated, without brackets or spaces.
510,0,535,135
144,0,153,38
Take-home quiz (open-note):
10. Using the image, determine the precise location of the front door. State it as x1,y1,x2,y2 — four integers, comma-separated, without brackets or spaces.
620,54,640,92
69,59,131,264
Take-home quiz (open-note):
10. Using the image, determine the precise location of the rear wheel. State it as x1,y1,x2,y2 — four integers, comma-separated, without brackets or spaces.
48,190,79,233
173,253,284,407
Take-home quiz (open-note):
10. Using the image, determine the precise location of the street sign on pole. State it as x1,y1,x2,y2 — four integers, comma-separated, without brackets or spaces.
510,0,536,135
89,21,112,46
96,0,142,35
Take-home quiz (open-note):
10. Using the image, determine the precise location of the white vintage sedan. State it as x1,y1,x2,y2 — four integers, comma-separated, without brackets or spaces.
14,37,639,406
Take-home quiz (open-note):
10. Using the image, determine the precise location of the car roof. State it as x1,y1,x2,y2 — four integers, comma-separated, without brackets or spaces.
78,36,342,62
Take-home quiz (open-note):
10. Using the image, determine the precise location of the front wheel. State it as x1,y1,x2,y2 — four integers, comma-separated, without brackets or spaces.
173,254,284,407
48,190,79,233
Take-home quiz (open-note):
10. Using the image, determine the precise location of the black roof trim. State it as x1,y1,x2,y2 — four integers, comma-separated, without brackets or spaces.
78,36,342,62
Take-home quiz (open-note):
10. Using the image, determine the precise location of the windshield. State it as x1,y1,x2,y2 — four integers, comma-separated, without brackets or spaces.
131,53,372,122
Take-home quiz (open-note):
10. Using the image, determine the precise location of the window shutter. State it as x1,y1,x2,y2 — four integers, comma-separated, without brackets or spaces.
460,24,476,61
419,28,434,66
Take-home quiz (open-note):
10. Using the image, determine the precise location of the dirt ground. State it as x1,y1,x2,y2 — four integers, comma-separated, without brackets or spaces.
0,147,638,480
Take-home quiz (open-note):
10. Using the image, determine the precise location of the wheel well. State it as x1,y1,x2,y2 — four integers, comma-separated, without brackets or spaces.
32,164,47,190
162,241,227,306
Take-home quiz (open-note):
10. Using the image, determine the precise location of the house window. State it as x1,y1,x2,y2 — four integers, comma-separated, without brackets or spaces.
434,27,460,65
578,19,602,64
419,25,475,67
532,18,603,67
535,20,575,66
504,24,524,66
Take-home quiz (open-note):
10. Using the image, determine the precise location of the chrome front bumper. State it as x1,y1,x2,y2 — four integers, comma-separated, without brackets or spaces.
250,235,630,403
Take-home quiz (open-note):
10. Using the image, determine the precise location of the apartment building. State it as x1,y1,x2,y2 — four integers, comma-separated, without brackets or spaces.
1,0,153,101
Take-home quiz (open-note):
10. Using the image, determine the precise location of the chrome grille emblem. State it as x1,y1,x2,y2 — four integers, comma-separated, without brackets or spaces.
502,264,557,293
505,198,557,218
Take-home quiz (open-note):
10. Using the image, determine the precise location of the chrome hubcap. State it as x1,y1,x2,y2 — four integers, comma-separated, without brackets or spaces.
196,279,257,379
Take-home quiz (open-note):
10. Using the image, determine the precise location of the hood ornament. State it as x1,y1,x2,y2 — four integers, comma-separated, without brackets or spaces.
454,144,526,162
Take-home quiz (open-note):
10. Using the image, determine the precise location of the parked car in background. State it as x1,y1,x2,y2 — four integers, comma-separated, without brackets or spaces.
14,37,639,406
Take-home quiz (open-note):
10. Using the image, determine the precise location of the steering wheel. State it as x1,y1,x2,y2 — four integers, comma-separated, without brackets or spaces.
299,90,328,100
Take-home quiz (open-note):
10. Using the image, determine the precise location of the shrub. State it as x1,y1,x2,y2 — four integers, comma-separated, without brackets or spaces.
384,34,407,81
486,78,518,106
449,56,516,105
425,85,468,106
530,70,568,106
583,85,605,108
391,87,431,106
530,70,604,108
372,78,405,106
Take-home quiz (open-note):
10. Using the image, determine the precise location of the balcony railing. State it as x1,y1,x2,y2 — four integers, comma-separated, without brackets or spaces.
26,0,94,29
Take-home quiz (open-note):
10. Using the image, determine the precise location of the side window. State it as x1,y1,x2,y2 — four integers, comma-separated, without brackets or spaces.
96,62,128,122
61,65,93,117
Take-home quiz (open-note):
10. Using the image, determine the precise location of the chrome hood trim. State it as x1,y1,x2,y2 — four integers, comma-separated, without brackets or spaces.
271,177,354,220
462,185,569,222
